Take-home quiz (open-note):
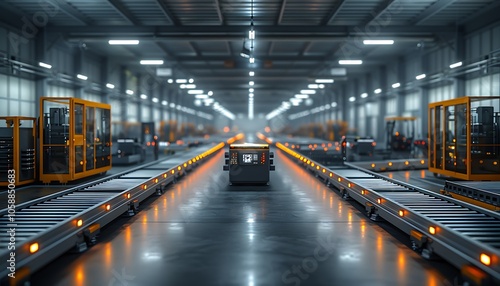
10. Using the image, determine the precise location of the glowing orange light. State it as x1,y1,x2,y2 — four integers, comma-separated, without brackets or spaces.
398,210,404,217
377,198,382,204
163,174,167,178
30,243,39,253
76,219,83,227
420,160,425,164
361,190,366,195
223,126,230,133
126,193,131,199
405,161,409,166
171,170,175,174
388,162,393,166
316,166,320,170
322,169,326,173
429,226,436,235
329,173,333,177
371,163,376,168
183,163,187,167
143,184,147,190
105,204,111,211
480,253,491,266
337,178,342,182
178,166,181,170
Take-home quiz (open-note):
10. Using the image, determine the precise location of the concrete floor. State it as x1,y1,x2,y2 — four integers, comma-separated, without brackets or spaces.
31,149,456,286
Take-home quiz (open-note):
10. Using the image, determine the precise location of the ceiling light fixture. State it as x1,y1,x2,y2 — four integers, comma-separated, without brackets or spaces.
374,88,382,94
249,88,254,93
39,62,52,69
77,74,88,80
416,74,426,80
249,71,255,76
249,81,254,86
363,40,394,45
249,57,255,63
315,79,334,83
339,60,362,65
106,83,115,89
108,40,139,45
140,60,164,65
295,94,309,99
392,83,401,88
361,93,368,98
300,90,316,94
126,90,134,95
188,90,204,94
450,61,462,69
176,79,187,83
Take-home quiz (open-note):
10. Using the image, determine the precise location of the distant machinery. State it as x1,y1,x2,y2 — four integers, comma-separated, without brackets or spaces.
385,116,416,155
428,96,500,180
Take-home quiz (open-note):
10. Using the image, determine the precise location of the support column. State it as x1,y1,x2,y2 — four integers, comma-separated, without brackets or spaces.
397,57,406,115
73,48,83,99
377,66,387,143
100,56,109,104
453,26,466,98
119,66,127,123
34,29,48,117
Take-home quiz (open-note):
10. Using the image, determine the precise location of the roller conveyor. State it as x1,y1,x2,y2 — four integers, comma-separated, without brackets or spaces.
0,140,227,284
275,141,500,285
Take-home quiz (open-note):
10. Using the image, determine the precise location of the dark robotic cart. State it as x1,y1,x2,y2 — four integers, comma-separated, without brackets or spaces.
223,143,275,184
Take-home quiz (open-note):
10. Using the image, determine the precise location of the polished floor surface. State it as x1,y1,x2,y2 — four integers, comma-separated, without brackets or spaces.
32,149,455,286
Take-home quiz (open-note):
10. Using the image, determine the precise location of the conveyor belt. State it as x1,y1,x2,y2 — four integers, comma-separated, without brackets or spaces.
442,181,500,211
0,141,226,284
275,141,500,285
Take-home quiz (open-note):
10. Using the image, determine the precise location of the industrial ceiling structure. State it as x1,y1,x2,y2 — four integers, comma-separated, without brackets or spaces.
1,0,499,115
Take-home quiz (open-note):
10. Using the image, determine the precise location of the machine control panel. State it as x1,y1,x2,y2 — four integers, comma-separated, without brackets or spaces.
223,143,275,184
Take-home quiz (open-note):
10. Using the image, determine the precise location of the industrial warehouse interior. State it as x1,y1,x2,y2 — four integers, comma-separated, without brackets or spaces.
1,0,500,285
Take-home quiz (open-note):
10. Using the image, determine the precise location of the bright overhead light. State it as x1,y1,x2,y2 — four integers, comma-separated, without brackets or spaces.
374,88,382,94
240,46,250,58
300,90,316,94
361,93,368,98
249,30,255,40
140,94,148,99
363,40,394,45
170,103,176,108
152,97,159,103
315,79,334,83
176,79,187,83
450,61,462,69
39,62,52,69
249,81,254,86
208,91,213,96
249,57,255,63
189,78,194,83
140,60,164,65
249,88,254,93
77,74,88,80
392,82,401,88
249,71,255,76
180,84,196,89
194,99,202,106
416,74,426,80
249,93,254,98
195,94,209,99
106,83,115,89
108,40,139,45
308,84,319,89
161,100,168,106
319,84,325,89
188,90,204,94
339,60,362,65
126,90,134,95
331,102,337,107
167,79,173,83
349,96,356,102
295,94,309,99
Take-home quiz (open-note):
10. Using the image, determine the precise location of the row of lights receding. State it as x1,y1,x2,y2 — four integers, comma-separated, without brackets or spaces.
266,79,334,120
347,61,463,103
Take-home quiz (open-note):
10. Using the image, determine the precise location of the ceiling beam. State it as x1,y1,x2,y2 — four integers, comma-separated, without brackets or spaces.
189,42,202,56
299,42,313,56
277,0,287,25
412,0,458,25
365,0,397,25
53,0,93,25
322,0,346,25
462,0,500,32
107,0,141,25
214,0,224,25
174,55,325,61
155,0,179,25
51,25,454,35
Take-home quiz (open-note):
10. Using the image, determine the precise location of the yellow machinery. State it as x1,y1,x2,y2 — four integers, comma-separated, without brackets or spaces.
0,117,36,186
40,97,112,183
428,96,500,180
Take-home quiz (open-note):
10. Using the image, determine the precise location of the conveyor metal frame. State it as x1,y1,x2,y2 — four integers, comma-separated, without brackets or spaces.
276,141,500,285
0,141,226,284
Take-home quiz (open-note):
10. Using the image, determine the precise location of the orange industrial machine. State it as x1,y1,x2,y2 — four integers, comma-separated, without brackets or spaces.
39,97,112,183
428,96,500,180
0,117,36,186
